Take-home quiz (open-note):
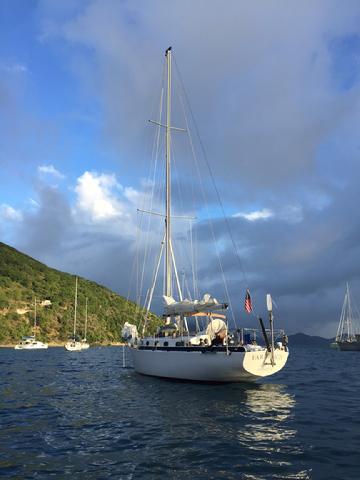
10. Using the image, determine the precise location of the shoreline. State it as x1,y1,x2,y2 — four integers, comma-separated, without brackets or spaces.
0,341,126,348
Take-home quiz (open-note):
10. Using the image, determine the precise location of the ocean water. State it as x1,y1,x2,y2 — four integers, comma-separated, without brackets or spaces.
0,346,359,479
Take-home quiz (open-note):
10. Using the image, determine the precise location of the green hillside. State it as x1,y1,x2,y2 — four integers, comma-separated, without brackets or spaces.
0,242,159,344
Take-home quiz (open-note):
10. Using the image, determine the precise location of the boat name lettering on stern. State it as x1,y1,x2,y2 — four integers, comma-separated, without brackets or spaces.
251,353,282,361
252,353,265,361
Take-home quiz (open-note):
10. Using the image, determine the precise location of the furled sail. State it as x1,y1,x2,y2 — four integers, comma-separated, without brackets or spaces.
163,293,228,316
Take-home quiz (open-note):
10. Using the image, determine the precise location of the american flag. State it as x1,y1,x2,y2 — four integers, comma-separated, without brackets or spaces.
244,289,252,313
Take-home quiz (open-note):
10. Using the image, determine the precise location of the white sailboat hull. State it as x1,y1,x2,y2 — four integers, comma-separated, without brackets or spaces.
14,341,48,350
64,340,90,351
131,348,288,383
64,341,83,351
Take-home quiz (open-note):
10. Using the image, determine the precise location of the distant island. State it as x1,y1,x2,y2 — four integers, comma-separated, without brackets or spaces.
287,332,333,347
0,242,159,345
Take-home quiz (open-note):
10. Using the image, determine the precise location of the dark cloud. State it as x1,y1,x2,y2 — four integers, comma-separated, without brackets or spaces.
39,1,360,185
190,178,360,335
18,185,74,262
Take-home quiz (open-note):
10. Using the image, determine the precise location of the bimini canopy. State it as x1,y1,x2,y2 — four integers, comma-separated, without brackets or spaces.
163,293,228,316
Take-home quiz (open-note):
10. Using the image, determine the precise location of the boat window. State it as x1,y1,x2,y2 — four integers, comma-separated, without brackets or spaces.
175,341,184,346
146,341,149,346
164,341,169,347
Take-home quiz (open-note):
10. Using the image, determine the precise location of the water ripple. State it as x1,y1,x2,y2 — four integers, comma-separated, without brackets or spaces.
0,346,359,479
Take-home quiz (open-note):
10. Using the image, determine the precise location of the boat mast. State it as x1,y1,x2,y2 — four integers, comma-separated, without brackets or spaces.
346,282,350,340
34,297,37,337
74,276,78,338
345,281,355,340
165,46,172,299
84,297,88,340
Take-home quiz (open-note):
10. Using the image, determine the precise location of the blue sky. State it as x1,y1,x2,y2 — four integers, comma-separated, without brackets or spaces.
2,0,360,336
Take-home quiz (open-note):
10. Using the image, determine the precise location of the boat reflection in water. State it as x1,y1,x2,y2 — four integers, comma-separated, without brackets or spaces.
239,384,296,447
245,383,295,419
237,384,310,479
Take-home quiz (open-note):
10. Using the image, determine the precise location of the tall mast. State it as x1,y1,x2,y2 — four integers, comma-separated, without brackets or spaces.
84,297,88,339
34,298,37,338
165,46,172,298
73,276,78,338
346,281,355,340
346,282,350,339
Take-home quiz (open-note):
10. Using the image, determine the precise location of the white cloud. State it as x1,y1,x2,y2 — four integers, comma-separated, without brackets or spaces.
74,170,126,221
124,186,143,205
38,164,65,179
233,205,304,223
1,63,28,74
233,208,273,221
0,204,22,221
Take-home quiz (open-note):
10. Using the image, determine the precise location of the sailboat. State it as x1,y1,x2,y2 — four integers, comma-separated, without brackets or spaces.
15,298,48,349
335,283,360,351
122,47,289,382
64,277,83,351
80,297,90,350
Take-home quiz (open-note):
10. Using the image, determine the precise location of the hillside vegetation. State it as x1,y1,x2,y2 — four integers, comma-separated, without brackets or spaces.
0,242,158,344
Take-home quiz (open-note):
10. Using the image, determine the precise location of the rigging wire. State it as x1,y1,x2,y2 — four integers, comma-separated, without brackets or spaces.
167,127,201,306
135,51,264,333
169,142,199,303
130,59,167,332
138,74,166,311
189,219,198,300
173,57,248,285
173,61,237,329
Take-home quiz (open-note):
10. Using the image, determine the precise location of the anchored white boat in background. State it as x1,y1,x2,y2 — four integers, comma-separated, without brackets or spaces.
65,277,83,351
335,283,360,351
15,298,48,350
14,335,48,350
123,47,289,382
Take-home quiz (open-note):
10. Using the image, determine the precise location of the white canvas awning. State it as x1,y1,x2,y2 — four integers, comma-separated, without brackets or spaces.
163,293,228,316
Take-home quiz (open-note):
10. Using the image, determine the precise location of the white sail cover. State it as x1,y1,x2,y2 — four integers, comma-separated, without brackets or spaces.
206,319,227,341
163,293,226,316
121,322,138,345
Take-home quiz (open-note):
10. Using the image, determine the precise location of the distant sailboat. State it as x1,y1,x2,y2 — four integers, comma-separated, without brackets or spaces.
335,283,360,351
15,298,48,350
65,277,83,351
